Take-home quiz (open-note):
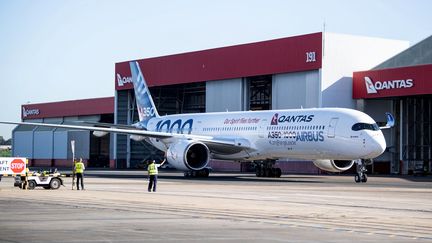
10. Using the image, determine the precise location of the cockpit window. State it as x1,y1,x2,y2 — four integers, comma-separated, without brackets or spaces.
351,123,380,131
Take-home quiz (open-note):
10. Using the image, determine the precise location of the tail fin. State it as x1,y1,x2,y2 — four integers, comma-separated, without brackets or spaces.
129,61,160,124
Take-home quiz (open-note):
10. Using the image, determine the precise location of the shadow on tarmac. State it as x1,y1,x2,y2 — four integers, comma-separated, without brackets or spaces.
82,170,323,184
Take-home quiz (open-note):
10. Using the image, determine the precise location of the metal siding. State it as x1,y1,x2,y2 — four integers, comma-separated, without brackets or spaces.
115,90,129,166
67,131,90,159
115,32,322,90
53,131,68,159
33,131,53,159
13,131,33,158
273,71,320,109
305,71,320,108
206,79,243,112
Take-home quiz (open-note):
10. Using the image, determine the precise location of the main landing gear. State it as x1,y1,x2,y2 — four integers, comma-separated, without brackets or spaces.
184,168,210,178
354,159,372,183
254,160,282,178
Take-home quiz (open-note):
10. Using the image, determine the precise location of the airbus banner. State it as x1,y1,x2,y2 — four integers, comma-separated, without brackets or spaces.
353,64,432,99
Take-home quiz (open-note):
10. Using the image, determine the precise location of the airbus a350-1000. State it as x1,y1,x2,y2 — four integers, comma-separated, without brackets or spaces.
1,61,394,183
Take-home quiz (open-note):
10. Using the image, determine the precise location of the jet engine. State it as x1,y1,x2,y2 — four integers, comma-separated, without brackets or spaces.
313,159,355,173
166,140,210,171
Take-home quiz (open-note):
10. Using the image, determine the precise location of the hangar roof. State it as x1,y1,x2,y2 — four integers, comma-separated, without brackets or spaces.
21,97,114,120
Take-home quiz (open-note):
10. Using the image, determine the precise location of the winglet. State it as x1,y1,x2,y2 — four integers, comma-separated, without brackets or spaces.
380,112,395,129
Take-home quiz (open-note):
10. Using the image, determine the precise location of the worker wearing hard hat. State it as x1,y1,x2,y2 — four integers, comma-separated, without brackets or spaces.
147,156,166,192
75,158,85,190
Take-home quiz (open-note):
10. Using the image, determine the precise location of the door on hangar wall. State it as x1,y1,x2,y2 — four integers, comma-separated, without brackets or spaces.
396,95,432,174
247,75,272,110
89,114,113,168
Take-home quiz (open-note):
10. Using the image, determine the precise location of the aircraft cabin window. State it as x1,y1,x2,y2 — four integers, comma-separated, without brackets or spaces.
352,123,380,131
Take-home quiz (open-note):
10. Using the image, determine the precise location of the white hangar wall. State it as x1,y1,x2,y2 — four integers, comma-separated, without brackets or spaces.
321,33,409,108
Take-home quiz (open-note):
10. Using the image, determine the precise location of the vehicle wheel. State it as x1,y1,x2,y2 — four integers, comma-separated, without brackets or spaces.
354,174,361,183
361,174,368,183
50,178,61,190
28,180,36,190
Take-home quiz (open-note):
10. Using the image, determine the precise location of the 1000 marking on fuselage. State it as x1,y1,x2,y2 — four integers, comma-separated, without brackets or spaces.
155,119,194,134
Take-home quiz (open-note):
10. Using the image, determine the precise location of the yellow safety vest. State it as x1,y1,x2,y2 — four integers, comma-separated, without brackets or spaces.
75,162,84,173
148,163,158,175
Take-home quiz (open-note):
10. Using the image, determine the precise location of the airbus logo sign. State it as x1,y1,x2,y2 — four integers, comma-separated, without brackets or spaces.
117,74,132,87
364,76,414,94
22,107,40,118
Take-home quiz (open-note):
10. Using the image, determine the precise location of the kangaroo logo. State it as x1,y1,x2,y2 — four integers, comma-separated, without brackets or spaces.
270,113,278,125
364,77,378,94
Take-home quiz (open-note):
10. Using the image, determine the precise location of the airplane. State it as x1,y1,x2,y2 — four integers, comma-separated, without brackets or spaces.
0,61,394,183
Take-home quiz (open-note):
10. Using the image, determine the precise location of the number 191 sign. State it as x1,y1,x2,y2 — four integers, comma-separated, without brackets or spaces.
0,157,27,175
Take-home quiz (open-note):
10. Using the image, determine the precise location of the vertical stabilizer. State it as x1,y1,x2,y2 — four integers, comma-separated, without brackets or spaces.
129,61,160,124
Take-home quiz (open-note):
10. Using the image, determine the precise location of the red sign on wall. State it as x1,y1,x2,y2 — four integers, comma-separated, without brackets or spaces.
353,64,432,99
115,32,323,90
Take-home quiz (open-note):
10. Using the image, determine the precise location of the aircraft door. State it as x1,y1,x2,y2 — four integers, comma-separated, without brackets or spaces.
327,118,339,138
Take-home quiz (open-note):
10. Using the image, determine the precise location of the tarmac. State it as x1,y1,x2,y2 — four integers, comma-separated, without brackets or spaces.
0,171,432,242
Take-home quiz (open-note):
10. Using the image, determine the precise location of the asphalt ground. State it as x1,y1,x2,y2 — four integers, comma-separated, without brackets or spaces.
0,171,431,242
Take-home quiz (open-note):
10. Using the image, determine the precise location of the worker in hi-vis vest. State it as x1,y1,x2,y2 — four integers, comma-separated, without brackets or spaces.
75,158,85,190
147,155,166,192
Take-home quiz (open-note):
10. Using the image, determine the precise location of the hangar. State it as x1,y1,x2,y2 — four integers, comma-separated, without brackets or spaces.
353,35,432,175
12,32,412,173
14,98,114,168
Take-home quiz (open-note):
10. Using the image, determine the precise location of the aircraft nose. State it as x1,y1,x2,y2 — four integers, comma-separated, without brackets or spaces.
369,133,386,158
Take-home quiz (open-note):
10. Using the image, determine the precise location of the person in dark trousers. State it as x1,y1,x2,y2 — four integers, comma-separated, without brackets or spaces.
75,158,85,190
147,156,166,192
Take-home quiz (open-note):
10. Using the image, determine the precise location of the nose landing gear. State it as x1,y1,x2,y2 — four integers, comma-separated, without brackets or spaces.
354,159,372,183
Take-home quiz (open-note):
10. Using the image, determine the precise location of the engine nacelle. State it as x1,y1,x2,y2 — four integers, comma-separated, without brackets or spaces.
166,140,210,171
93,131,108,137
313,159,355,173
130,135,146,141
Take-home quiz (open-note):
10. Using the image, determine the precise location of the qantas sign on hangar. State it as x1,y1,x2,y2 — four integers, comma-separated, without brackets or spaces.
353,64,432,175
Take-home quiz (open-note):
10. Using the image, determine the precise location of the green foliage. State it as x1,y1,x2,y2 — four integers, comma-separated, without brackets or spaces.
0,150,11,157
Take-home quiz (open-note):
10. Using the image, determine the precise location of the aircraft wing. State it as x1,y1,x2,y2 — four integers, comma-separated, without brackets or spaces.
0,121,254,153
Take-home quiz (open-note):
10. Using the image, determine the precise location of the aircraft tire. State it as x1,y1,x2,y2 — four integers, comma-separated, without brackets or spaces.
275,168,282,178
255,168,262,177
361,174,367,183
354,174,361,183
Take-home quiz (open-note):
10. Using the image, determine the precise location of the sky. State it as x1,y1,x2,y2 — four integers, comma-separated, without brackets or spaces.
0,0,431,139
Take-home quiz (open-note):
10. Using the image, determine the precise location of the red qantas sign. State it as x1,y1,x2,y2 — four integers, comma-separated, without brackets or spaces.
353,64,432,99
21,97,114,120
115,32,322,90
